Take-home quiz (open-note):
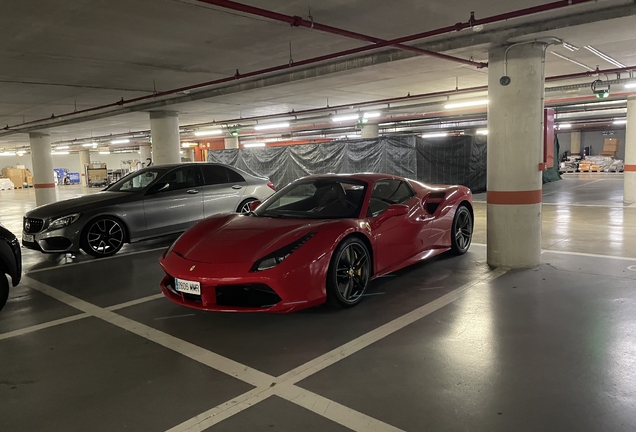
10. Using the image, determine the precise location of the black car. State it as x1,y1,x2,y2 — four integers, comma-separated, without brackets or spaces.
0,223,21,310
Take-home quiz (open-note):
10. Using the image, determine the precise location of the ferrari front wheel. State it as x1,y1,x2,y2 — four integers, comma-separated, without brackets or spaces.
451,205,473,255
327,238,371,308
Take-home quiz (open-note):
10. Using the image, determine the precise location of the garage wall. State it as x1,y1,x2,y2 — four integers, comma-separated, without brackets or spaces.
556,130,627,160
0,152,146,175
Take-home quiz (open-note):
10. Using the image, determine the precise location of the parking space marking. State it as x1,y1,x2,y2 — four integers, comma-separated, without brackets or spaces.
165,387,276,432
106,293,165,311
275,385,404,432
19,269,506,432
22,276,273,388
169,269,505,432
25,246,168,274
0,313,90,341
541,249,636,262
276,269,505,386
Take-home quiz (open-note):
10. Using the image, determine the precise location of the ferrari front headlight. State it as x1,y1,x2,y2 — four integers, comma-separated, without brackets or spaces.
48,214,80,230
251,232,316,272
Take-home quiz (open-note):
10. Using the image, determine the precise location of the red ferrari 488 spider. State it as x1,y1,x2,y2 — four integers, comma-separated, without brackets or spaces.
159,173,473,313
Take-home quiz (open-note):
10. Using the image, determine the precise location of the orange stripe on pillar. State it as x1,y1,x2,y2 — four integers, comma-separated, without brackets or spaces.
624,165,636,172
487,190,542,205
34,183,56,189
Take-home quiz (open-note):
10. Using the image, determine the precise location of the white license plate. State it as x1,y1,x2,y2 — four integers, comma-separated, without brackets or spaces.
22,233,34,243
175,278,201,295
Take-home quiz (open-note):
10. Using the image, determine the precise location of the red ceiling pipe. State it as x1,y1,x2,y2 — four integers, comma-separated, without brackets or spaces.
0,0,614,132
196,0,486,68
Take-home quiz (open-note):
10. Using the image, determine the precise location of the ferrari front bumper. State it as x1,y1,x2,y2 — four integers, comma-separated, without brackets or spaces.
159,251,328,313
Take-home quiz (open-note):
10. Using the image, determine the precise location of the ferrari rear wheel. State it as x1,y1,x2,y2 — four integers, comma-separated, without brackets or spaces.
451,205,473,255
327,238,371,308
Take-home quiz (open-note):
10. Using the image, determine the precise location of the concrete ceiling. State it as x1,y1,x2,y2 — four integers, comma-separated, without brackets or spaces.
1,0,635,149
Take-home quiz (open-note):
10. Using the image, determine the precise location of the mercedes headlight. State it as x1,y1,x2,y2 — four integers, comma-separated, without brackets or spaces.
251,232,316,272
48,214,81,230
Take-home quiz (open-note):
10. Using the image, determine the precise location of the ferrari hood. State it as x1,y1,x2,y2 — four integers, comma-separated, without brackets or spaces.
173,214,333,264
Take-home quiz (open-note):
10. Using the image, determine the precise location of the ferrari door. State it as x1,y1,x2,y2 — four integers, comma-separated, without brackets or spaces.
367,180,429,274
143,166,204,237
199,165,246,216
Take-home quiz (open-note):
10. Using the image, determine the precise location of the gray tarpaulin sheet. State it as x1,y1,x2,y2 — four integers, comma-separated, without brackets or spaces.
209,135,486,192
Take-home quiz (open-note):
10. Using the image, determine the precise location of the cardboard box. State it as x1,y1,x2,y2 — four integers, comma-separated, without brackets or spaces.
599,150,617,157
603,138,621,152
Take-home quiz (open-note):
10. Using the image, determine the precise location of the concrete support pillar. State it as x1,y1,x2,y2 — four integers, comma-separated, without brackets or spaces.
149,111,180,165
624,97,636,203
487,43,547,269
139,143,152,167
29,132,57,206
225,136,239,149
570,131,581,156
361,123,379,139
79,149,90,186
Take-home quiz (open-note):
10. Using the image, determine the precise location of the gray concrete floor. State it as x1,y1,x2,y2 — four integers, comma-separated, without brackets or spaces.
1,176,636,431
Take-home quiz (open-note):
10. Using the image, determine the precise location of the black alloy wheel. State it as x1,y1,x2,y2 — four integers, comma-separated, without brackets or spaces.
450,205,473,255
238,198,257,214
81,217,126,257
0,274,9,311
327,238,371,308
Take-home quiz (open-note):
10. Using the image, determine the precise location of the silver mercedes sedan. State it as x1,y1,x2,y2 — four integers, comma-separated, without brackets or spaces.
22,163,276,257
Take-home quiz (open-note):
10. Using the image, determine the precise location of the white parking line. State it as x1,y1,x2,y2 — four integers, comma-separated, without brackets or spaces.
22,276,273,388
275,385,405,432
25,246,168,274
167,269,505,432
472,242,636,262
15,266,506,432
106,293,165,311
0,313,90,341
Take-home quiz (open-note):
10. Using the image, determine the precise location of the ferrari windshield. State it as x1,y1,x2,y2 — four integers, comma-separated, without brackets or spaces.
106,169,163,192
255,178,367,219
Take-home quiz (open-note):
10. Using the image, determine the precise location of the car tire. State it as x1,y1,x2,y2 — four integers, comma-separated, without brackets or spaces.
81,216,126,258
327,237,371,308
0,274,9,311
237,198,257,214
450,205,473,255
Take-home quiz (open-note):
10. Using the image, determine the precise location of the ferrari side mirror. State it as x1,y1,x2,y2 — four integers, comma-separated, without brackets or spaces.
385,204,409,217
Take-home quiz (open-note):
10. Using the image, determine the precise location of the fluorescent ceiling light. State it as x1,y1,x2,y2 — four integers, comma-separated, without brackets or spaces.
56,146,70,150
583,46,626,68
421,132,448,138
51,151,69,155
562,42,579,52
625,82,636,89
551,52,594,72
331,114,360,122
444,100,488,110
0,151,16,156
83,142,98,147
613,119,627,125
243,143,266,148
111,139,130,144
558,123,572,129
363,112,381,119
254,122,289,131
476,129,488,135
99,151,111,155
194,129,223,137
181,142,196,148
